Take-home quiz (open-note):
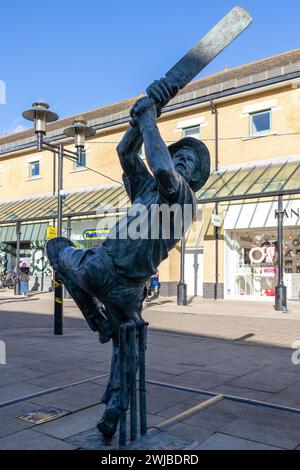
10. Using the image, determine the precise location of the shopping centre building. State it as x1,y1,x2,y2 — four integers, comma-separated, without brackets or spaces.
1,48,300,301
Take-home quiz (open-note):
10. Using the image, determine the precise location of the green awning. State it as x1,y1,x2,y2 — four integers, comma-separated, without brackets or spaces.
1,159,300,224
197,158,300,204
0,223,48,242
0,185,129,223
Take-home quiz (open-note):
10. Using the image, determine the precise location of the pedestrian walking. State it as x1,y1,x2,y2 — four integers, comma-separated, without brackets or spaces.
18,262,30,296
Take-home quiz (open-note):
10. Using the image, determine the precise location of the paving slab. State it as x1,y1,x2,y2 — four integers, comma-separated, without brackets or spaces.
145,384,196,415
222,406,300,449
25,367,103,388
30,381,105,412
143,368,179,383
183,400,254,431
157,396,209,419
163,422,214,444
268,382,300,408
206,355,275,376
227,367,300,393
25,359,82,375
0,401,42,439
210,384,274,402
34,404,106,439
0,365,46,386
0,429,78,450
198,433,282,450
167,368,234,390
0,381,45,402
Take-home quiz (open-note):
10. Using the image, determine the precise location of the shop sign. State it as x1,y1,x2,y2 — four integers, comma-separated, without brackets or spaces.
83,229,109,240
254,267,277,277
249,246,275,264
275,208,300,219
240,235,254,243
46,227,58,239
211,214,222,227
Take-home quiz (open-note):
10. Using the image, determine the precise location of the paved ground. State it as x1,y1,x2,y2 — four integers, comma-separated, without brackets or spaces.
143,296,300,348
0,292,300,449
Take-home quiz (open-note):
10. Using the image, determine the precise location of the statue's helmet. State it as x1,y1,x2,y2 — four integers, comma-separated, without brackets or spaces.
168,137,210,192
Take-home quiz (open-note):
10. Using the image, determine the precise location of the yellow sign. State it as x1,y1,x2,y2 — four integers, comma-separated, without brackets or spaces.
46,227,58,239
83,229,109,240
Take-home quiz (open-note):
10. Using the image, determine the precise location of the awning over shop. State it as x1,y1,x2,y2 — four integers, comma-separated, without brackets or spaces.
197,157,300,204
0,223,48,242
2,157,300,225
0,185,129,224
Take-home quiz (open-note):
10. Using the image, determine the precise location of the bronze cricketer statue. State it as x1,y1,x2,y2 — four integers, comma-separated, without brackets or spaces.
46,82,210,437
46,6,252,440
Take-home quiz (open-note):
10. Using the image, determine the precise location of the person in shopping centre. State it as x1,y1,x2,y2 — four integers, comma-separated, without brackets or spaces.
18,261,30,296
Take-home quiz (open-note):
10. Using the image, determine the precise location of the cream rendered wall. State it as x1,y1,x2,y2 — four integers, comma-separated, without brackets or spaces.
1,85,299,201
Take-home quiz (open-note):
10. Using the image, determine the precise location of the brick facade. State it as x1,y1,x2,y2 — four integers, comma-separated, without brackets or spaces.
203,283,224,300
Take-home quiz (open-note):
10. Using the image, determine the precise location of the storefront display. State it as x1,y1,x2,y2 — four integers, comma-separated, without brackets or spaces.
224,200,300,300
0,216,118,292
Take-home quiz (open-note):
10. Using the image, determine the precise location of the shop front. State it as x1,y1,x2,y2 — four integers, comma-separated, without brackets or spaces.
0,223,52,291
0,216,119,293
0,185,127,293
224,199,300,300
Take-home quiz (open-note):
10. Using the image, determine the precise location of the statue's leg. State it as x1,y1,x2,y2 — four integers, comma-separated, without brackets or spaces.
46,237,114,342
57,271,113,344
47,237,146,332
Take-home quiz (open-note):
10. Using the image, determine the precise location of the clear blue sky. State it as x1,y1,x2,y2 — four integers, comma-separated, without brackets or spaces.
0,0,299,135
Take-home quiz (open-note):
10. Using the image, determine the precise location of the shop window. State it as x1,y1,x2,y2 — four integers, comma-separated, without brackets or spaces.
29,161,40,179
182,125,200,139
250,110,271,136
74,151,86,170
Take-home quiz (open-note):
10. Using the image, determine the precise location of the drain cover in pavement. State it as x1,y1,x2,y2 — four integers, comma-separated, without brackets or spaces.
18,407,69,424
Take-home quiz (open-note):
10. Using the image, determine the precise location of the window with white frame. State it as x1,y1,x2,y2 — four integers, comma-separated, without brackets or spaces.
74,150,86,170
250,110,271,136
182,125,200,139
29,161,40,178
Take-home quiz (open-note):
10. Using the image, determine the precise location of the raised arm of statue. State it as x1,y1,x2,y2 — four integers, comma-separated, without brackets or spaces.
116,125,143,176
130,94,180,199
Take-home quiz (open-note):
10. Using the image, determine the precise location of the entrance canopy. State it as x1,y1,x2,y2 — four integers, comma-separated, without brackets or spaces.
197,157,300,204
0,185,128,224
1,158,300,224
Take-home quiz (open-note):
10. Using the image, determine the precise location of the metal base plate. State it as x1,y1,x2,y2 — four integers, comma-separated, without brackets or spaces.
18,407,69,424
67,428,198,450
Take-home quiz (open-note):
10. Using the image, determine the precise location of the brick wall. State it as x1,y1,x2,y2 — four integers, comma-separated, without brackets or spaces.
203,282,224,299
159,281,178,297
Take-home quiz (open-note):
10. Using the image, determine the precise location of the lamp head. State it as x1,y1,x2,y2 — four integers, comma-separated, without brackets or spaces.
64,120,95,157
22,102,59,134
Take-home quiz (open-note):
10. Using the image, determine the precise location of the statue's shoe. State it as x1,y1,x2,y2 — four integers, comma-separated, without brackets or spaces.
97,408,120,438
46,237,75,271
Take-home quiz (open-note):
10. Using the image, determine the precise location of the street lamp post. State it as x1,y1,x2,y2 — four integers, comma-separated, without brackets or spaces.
177,236,187,305
211,101,219,300
14,221,22,295
22,103,95,335
275,195,287,311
